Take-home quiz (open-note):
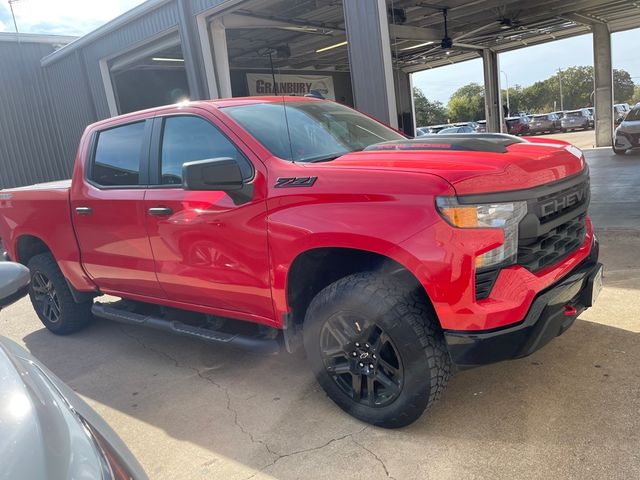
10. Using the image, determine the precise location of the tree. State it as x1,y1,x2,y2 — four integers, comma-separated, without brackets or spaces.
614,69,635,103
552,66,635,109
413,87,448,126
447,82,485,121
630,85,640,106
554,66,594,109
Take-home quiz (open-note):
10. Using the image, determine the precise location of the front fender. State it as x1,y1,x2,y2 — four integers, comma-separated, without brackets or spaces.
266,169,457,325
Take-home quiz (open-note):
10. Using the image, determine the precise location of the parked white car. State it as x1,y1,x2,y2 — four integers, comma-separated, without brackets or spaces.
613,104,640,155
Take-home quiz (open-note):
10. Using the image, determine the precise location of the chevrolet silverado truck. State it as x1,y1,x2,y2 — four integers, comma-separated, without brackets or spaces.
0,97,602,428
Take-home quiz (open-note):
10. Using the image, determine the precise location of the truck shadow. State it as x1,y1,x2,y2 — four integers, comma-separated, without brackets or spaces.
18,231,640,478
22,312,640,479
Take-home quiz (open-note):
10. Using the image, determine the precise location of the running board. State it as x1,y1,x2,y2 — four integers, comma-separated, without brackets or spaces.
92,303,280,355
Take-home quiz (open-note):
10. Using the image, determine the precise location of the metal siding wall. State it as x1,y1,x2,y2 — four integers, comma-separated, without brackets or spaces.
0,0,235,188
0,42,73,189
44,53,97,170
190,0,231,15
79,1,180,118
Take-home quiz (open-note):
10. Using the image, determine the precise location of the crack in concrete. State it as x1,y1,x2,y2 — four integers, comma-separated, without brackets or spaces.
243,425,369,480
351,438,396,480
118,326,373,479
117,326,280,462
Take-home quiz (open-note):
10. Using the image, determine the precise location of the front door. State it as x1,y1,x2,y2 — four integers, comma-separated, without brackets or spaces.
70,118,165,298
143,110,274,322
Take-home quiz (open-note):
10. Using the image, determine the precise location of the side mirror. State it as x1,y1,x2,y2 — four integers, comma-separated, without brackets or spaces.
182,157,244,191
0,262,30,311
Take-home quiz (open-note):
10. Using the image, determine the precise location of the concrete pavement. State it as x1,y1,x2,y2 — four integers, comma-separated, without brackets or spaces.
1,148,639,479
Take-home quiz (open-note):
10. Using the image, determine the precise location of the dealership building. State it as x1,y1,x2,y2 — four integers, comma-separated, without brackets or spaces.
1,0,639,188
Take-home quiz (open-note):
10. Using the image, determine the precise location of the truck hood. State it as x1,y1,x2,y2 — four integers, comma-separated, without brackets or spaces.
314,136,586,195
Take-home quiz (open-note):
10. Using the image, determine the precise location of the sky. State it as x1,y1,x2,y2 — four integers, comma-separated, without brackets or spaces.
0,0,144,36
413,29,640,104
0,0,638,105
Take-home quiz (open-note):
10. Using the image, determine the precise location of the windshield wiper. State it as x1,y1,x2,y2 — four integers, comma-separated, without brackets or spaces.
304,149,363,163
304,153,345,163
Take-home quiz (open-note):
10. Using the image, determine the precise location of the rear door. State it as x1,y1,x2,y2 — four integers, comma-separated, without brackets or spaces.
143,109,274,321
70,118,165,298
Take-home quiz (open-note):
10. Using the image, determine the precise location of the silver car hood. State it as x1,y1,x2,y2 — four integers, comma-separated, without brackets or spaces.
617,120,640,134
0,337,147,479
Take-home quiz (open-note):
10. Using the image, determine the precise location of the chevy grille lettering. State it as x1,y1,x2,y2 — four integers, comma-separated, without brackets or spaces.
540,187,586,217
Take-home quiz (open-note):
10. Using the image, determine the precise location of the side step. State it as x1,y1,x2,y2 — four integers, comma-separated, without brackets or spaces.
92,303,281,355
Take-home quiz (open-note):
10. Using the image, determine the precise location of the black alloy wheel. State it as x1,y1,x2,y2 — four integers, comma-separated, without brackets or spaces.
27,252,92,334
31,271,61,324
320,313,403,407
304,272,451,428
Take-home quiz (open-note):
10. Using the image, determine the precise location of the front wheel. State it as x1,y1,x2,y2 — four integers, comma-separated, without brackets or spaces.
613,146,627,155
303,273,451,428
27,253,92,334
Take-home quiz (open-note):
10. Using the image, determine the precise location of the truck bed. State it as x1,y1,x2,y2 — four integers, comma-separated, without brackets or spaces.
0,179,90,291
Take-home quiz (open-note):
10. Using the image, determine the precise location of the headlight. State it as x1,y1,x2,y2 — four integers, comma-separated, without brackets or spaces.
436,197,527,268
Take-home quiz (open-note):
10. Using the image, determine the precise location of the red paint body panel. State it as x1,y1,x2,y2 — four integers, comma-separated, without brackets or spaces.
0,98,595,334
0,183,95,291
69,112,164,298
70,185,163,298
142,187,274,322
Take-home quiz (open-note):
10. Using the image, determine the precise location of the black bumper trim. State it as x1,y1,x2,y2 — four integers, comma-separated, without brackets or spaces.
444,238,600,368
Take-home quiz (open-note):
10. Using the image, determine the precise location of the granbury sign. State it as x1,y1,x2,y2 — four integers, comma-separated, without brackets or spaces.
246,73,336,100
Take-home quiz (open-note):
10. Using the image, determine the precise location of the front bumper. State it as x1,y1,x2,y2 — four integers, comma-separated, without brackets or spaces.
444,238,601,368
614,132,638,150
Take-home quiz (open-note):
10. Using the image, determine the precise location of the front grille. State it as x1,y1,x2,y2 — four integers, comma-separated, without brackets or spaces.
517,214,586,272
474,172,590,300
535,180,589,224
620,132,640,146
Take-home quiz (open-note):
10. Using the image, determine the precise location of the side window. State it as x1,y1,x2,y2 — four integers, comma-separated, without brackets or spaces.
91,122,145,187
160,116,252,185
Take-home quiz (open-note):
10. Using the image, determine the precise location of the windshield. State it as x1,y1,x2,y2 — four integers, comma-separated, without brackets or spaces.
438,127,459,134
625,108,640,121
224,101,404,162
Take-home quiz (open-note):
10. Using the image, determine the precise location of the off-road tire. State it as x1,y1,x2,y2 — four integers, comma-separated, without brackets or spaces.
27,253,92,334
303,272,451,428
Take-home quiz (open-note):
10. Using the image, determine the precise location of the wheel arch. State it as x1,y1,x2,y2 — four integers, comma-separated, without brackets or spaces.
16,234,52,265
285,246,437,327
16,234,96,304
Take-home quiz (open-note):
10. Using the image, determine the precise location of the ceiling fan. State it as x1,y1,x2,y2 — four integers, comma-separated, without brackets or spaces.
439,8,485,51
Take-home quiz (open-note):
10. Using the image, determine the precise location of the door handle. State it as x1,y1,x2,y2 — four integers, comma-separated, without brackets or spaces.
75,207,93,215
148,207,173,216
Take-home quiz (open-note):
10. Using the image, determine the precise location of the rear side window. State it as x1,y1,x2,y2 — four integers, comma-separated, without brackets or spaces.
91,122,145,187
159,116,252,185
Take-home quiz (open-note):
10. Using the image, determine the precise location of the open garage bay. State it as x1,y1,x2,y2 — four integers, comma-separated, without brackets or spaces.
1,148,639,480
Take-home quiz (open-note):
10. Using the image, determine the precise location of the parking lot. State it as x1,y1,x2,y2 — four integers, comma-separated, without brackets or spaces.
1,147,639,480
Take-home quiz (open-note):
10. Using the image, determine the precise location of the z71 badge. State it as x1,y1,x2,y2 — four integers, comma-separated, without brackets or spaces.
274,177,317,188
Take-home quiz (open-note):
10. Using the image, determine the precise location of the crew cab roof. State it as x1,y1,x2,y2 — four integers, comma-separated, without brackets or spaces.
88,96,323,130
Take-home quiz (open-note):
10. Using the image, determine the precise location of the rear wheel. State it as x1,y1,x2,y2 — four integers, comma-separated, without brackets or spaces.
27,253,92,334
303,273,451,428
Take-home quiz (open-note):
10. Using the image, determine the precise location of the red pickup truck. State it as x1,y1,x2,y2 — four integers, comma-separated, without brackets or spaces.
0,97,602,428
